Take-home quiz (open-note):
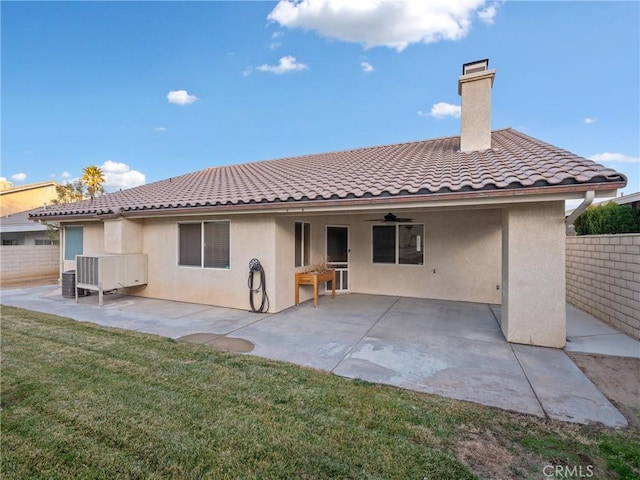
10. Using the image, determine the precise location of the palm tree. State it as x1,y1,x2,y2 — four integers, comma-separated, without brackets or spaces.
81,165,106,199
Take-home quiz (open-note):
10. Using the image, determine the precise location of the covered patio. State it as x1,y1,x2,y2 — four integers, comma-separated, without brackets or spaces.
2,284,636,427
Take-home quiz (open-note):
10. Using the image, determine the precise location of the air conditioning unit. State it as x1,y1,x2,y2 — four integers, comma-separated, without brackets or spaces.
76,254,148,306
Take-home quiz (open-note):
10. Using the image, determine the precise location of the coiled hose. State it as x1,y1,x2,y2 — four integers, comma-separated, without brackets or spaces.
248,258,269,313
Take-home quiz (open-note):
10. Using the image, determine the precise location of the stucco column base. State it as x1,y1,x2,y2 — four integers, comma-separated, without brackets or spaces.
501,202,566,348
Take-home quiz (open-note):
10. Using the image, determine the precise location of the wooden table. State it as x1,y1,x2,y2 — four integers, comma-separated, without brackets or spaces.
295,270,336,307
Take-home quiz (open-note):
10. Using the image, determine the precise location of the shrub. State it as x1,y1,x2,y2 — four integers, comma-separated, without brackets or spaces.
574,202,640,235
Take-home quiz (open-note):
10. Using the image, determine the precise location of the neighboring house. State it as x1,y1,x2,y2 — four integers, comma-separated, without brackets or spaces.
30,60,627,348
0,208,58,245
1,207,60,286
567,191,640,215
610,191,640,211
0,180,59,216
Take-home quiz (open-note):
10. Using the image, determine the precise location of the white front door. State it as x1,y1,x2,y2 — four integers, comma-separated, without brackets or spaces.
326,226,349,292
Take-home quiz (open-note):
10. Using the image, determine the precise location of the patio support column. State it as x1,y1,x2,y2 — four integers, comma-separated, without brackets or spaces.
501,202,566,348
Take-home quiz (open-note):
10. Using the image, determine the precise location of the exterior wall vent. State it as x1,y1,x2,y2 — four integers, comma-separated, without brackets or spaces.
76,254,148,306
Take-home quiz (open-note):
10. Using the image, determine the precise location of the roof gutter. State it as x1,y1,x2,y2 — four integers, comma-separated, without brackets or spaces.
30,183,622,222
565,190,595,227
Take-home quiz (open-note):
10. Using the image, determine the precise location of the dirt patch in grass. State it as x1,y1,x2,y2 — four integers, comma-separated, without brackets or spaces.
177,333,255,352
455,430,517,479
568,352,640,427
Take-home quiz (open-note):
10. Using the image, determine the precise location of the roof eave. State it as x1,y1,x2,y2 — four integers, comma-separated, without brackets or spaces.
30,182,625,221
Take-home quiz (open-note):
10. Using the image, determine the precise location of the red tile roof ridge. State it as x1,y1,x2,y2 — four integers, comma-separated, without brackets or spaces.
208,130,478,170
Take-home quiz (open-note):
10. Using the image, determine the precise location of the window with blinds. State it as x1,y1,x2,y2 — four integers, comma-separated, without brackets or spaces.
178,221,230,269
372,224,423,265
204,221,230,269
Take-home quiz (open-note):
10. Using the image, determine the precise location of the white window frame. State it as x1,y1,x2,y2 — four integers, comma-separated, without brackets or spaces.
294,221,311,267
371,223,424,265
177,220,230,270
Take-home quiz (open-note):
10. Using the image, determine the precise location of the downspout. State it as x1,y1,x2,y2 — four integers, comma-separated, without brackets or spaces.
59,222,65,281
565,190,595,227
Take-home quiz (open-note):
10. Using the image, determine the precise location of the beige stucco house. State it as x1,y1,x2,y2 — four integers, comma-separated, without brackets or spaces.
0,180,59,217
30,60,626,348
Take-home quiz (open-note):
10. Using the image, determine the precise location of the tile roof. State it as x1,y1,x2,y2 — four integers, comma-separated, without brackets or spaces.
1,208,49,233
31,128,626,219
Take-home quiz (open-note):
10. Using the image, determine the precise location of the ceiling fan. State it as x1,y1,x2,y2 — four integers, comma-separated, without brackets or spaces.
365,212,414,223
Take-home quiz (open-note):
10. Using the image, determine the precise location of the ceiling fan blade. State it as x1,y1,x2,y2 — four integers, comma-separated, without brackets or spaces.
364,213,414,222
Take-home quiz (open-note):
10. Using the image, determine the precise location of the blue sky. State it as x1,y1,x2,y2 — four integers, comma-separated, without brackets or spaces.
2,1,639,204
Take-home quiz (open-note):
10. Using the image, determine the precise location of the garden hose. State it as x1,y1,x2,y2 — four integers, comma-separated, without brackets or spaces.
248,258,269,313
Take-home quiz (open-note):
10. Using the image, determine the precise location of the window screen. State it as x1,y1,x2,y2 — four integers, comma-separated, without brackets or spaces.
398,224,423,265
64,226,83,261
179,223,202,266
204,221,230,269
372,225,396,263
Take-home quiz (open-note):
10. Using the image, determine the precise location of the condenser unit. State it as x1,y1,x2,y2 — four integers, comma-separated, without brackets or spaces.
76,254,148,306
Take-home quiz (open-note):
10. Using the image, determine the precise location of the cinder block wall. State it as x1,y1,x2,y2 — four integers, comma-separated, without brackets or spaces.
0,245,59,283
566,234,640,339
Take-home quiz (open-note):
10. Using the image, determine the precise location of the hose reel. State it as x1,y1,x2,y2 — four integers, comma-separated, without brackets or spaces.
247,258,269,313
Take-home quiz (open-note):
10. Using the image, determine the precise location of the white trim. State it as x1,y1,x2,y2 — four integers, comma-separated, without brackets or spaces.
294,221,311,267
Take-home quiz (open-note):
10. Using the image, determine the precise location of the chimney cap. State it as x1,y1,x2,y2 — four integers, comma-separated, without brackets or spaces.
462,59,489,75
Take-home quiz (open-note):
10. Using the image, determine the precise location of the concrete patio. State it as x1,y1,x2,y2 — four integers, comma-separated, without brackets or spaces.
2,284,637,428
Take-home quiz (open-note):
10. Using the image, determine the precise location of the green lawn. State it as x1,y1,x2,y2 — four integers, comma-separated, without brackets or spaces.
1,305,638,479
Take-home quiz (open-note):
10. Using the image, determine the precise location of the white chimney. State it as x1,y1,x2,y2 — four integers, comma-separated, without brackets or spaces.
458,59,496,152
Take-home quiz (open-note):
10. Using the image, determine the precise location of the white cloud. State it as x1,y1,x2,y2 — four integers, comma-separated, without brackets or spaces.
583,117,597,124
257,55,308,74
50,171,72,181
477,3,499,24
270,31,285,49
100,160,146,190
425,102,461,119
153,126,166,131
268,0,500,51
11,173,26,182
590,152,640,164
361,61,374,73
167,90,197,105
